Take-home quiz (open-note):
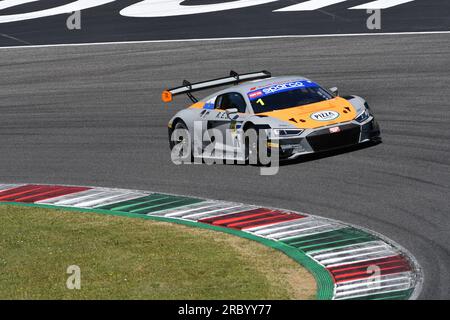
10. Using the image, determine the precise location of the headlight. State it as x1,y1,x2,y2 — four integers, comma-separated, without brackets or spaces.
355,109,371,123
272,129,304,137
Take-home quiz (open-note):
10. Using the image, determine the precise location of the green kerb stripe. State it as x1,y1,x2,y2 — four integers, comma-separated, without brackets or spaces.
98,194,204,213
127,197,191,212
281,228,376,252
98,194,169,211
131,198,204,214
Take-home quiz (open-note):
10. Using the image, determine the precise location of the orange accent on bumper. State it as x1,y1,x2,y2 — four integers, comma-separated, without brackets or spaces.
257,97,357,129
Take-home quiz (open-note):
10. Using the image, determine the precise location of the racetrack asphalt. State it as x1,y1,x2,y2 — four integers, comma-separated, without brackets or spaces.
0,33,449,299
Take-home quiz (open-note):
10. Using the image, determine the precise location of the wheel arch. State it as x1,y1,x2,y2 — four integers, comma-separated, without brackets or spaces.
242,121,255,132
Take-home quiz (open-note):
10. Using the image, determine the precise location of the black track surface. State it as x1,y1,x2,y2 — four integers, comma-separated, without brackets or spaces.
0,0,449,300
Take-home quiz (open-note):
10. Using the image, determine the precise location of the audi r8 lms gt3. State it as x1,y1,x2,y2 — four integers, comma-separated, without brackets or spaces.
163,70,381,162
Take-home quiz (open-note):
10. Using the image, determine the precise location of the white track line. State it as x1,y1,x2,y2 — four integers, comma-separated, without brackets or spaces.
338,274,411,288
181,205,248,219
0,0,116,24
150,202,219,216
312,242,390,259
350,0,416,10
0,31,449,50
275,0,350,12
0,0,38,11
0,183,23,192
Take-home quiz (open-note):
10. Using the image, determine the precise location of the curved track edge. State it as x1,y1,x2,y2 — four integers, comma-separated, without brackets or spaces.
0,183,423,300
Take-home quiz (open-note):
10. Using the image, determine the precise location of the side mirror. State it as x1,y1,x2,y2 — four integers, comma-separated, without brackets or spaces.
225,108,238,119
329,87,339,96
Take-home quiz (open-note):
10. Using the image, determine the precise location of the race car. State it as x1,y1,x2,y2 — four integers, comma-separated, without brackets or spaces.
162,70,381,162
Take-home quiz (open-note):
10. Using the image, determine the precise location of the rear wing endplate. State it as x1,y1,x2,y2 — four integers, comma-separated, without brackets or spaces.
162,70,272,103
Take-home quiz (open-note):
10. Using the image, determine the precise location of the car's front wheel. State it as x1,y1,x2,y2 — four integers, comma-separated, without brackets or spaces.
169,121,193,163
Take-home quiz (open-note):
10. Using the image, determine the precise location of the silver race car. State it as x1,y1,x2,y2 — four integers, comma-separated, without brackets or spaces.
163,70,381,162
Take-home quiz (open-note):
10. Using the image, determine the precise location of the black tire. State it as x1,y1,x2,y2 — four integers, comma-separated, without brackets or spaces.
245,126,274,166
244,126,260,165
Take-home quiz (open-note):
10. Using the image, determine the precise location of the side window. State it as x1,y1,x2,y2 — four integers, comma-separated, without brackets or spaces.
215,93,247,113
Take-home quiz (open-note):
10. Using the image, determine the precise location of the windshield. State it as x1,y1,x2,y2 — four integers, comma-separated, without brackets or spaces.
248,80,334,113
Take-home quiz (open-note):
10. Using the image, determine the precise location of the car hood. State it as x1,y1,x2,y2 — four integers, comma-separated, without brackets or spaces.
257,97,357,129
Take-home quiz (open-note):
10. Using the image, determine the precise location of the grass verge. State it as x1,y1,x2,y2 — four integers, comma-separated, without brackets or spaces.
0,205,316,299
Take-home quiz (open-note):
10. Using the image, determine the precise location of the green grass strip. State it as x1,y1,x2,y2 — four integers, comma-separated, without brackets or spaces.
0,201,335,300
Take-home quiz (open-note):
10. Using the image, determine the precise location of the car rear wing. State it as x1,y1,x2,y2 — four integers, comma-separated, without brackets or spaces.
162,70,272,103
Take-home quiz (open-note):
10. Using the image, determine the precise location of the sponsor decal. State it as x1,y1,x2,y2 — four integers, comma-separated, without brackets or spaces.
0,0,418,24
263,81,308,94
248,80,318,100
248,91,263,99
202,98,215,109
120,0,416,18
0,0,116,24
311,110,340,121
329,126,341,133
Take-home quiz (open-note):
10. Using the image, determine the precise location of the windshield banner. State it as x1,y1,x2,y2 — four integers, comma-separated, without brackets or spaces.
248,80,318,100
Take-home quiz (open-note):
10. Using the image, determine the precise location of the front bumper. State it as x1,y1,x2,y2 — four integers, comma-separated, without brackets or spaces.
274,117,381,159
